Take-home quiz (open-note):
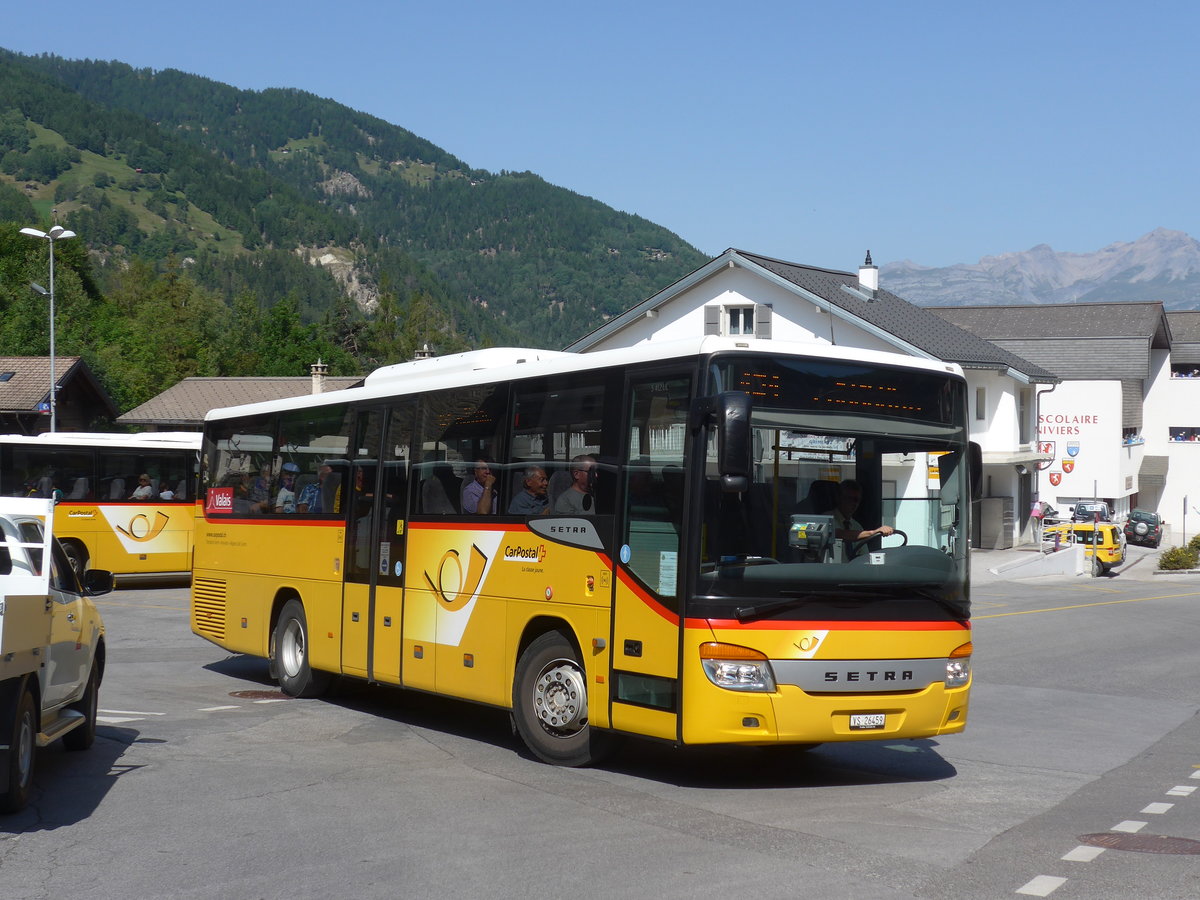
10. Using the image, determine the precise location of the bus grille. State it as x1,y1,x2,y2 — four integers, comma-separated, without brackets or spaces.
192,577,227,641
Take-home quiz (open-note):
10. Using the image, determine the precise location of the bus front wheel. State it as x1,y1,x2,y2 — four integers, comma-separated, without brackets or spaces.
273,600,331,698
62,541,87,577
512,631,613,767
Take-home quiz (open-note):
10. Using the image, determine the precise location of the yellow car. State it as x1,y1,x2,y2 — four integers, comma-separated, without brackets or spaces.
1043,521,1126,574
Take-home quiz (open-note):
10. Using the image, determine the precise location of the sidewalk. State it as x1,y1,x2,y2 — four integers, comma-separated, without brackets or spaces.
971,544,1169,584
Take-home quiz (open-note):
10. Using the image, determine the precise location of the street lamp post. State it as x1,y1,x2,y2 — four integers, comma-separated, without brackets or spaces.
20,224,76,433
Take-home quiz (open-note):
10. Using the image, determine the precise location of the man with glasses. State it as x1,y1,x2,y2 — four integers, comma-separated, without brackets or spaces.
462,458,497,514
129,473,154,500
507,465,549,516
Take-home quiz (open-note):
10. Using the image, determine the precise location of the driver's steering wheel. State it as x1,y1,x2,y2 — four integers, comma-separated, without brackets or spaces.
847,529,908,558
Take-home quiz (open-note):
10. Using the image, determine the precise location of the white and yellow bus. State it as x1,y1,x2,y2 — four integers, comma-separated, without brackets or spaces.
0,432,199,580
192,337,977,765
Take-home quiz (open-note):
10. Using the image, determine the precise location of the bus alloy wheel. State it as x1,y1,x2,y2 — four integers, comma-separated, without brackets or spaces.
534,659,588,735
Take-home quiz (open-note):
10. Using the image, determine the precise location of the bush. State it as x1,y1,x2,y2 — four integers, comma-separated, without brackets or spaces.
1189,535,1200,555
1158,546,1199,570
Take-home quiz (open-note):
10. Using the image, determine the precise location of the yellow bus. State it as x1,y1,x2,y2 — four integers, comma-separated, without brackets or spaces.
0,432,199,581
191,338,978,765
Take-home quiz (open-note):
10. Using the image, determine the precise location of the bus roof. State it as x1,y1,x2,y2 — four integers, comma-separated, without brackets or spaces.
204,337,966,423
0,431,201,449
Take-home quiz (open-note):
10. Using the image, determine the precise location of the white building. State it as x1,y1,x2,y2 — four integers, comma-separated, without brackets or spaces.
933,302,1199,542
566,249,1058,549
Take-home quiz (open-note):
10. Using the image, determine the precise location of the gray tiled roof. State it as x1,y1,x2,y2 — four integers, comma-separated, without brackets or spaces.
733,251,1059,381
1166,311,1200,343
0,356,117,415
931,302,1171,344
117,376,363,426
930,302,1173,383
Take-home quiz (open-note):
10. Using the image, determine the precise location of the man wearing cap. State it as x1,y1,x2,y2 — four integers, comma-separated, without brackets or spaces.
275,462,299,513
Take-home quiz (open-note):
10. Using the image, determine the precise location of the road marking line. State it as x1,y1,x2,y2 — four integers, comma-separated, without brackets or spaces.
100,709,165,716
97,715,142,724
1016,875,1067,896
1112,820,1146,832
198,705,239,712
1141,802,1174,814
1061,845,1105,862
1167,785,1196,796
1191,770,1200,780
253,698,289,704
976,591,1200,619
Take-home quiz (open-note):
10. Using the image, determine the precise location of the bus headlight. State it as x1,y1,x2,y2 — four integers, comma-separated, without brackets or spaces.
699,642,776,692
945,642,972,688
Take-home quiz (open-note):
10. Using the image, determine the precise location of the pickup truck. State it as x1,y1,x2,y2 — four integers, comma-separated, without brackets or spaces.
0,498,112,813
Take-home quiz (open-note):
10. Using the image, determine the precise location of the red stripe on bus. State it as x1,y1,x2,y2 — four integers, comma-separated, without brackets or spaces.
690,618,970,632
616,565,680,625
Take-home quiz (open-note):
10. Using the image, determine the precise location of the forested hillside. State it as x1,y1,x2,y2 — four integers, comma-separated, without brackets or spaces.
0,50,707,410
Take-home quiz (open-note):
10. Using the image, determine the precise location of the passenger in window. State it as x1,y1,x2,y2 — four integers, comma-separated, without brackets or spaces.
250,465,272,508
129,473,155,500
233,473,266,514
508,465,549,516
274,462,299,513
553,455,596,516
298,465,332,513
462,458,497,514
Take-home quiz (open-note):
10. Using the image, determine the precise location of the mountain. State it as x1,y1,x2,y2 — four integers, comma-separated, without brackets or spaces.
0,50,707,352
881,229,1200,309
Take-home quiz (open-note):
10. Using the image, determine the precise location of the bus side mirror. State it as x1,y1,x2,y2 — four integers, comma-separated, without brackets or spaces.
694,392,751,493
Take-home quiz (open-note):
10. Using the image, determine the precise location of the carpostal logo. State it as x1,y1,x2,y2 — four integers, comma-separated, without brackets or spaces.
504,543,547,563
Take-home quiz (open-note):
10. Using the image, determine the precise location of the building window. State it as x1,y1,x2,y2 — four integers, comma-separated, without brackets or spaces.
975,387,986,421
727,307,754,336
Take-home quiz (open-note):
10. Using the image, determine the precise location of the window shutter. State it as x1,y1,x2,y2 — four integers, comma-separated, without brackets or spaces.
704,306,720,335
754,304,772,339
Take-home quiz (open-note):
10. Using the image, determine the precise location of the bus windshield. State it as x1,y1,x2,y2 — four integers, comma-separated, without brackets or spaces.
695,355,970,619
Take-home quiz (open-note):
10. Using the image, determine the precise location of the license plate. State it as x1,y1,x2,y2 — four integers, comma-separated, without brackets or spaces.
849,713,886,730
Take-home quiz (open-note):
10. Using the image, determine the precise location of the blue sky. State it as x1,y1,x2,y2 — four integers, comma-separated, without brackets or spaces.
7,0,1198,268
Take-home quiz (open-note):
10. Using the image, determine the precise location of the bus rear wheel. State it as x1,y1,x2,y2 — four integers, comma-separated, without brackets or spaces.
512,631,612,767
273,600,331,698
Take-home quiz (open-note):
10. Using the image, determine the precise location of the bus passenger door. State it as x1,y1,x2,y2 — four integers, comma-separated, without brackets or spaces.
609,374,691,741
341,403,413,685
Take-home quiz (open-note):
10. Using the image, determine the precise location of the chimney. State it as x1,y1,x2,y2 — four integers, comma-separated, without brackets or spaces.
310,359,328,395
858,250,879,294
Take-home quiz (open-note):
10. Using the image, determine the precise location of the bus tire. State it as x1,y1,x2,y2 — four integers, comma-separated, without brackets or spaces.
1,685,37,813
62,541,87,578
512,631,613,767
273,599,331,698
63,662,99,752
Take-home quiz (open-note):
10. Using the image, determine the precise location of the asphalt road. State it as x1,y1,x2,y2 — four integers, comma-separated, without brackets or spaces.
2,556,1198,900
